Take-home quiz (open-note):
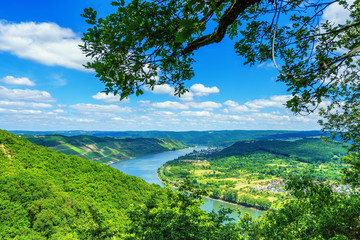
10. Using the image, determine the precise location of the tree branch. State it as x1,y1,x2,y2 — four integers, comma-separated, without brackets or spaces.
183,0,260,54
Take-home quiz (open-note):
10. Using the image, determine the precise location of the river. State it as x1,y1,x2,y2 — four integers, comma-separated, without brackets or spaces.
110,147,265,220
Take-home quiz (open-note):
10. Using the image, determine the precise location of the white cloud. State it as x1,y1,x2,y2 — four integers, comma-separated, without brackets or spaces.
179,91,195,101
224,100,252,113
0,100,53,109
92,92,130,104
139,115,152,121
187,101,222,110
150,101,189,110
53,109,66,113
190,83,219,96
51,75,67,87
179,111,211,117
150,111,176,117
76,118,96,123
70,103,132,113
214,113,255,122
322,0,354,25
144,83,219,101
0,108,43,114
112,117,135,122
0,86,55,102
257,62,275,69
151,84,175,95
0,76,35,86
0,21,88,71
252,112,291,122
245,95,291,109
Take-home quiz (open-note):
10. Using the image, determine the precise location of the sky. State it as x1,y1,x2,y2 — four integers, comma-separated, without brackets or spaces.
0,0,346,131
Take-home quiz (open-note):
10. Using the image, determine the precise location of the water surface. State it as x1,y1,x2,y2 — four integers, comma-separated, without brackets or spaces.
111,147,265,219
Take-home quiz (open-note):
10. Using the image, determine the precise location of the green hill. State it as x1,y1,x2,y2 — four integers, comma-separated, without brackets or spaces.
215,138,347,163
22,135,186,164
0,130,248,239
0,130,170,239
161,138,348,210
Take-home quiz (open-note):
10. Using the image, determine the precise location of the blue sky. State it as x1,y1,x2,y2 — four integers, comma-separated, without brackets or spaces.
0,0,344,131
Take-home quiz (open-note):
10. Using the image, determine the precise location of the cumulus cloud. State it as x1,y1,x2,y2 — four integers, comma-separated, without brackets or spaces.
70,103,132,113
245,95,291,109
190,83,219,96
252,112,291,121
150,101,189,110
0,21,88,71
52,109,66,113
0,86,55,102
187,101,222,110
0,100,53,109
0,76,35,86
178,91,195,101
92,92,130,104
0,108,43,114
179,111,211,117
151,84,175,95
150,111,176,117
76,118,96,123
224,100,252,113
112,117,135,122
144,83,219,101
322,0,354,25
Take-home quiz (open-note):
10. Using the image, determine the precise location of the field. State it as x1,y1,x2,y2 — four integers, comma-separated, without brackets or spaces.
160,138,347,210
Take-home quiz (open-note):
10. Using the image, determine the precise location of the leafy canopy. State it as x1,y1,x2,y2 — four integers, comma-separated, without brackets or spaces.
81,0,360,185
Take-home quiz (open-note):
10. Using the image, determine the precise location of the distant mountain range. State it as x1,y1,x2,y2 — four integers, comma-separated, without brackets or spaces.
11,130,325,146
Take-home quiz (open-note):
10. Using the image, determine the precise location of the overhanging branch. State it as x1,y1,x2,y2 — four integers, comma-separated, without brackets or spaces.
183,0,260,54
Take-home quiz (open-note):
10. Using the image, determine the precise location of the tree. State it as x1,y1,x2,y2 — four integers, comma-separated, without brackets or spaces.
81,0,360,182
248,175,360,239
125,178,242,239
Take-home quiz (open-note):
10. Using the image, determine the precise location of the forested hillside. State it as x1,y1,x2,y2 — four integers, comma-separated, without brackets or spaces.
23,135,186,164
0,130,170,238
215,138,346,163
0,130,247,239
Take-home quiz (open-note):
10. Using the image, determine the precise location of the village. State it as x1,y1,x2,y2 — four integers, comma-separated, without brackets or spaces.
252,179,360,195
187,148,221,157
252,179,286,193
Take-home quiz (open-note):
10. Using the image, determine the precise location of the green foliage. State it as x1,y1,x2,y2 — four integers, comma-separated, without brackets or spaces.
23,134,186,164
216,138,347,164
249,176,360,239
163,138,347,210
0,130,171,239
125,178,242,240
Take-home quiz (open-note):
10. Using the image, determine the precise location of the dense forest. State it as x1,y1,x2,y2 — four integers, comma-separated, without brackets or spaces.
0,130,243,239
160,138,349,210
12,130,324,147
23,134,186,164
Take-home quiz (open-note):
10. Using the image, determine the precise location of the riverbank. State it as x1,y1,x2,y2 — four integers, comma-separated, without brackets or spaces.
157,166,266,213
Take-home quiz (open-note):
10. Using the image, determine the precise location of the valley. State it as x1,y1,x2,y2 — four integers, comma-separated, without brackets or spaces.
2,129,359,239
159,138,349,210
